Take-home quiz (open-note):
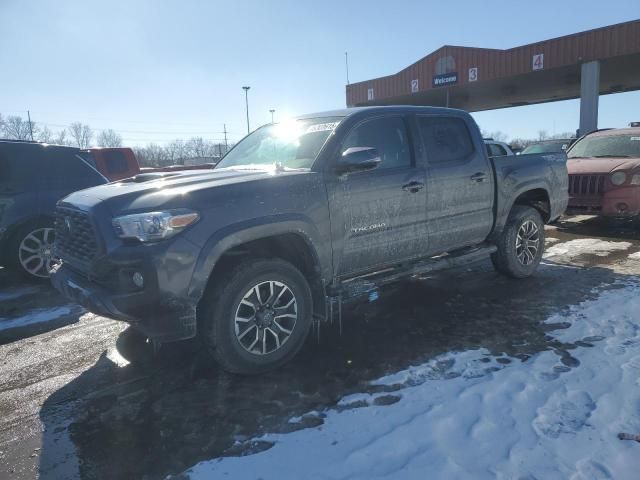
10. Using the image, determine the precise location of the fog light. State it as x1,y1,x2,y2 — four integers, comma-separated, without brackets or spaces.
617,202,628,212
132,272,144,288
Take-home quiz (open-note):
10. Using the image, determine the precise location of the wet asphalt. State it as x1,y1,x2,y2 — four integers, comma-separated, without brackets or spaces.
0,216,639,479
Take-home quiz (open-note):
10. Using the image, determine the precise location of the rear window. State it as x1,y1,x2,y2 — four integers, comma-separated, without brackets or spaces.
103,150,129,174
418,116,474,164
48,151,106,190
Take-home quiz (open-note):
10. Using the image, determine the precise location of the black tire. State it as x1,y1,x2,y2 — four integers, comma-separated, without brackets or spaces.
491,205,545,279
7,219,56,281
199,258,313,374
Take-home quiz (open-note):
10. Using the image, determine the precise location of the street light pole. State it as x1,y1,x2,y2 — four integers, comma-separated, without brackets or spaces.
242,86,251,134
269,109,275,123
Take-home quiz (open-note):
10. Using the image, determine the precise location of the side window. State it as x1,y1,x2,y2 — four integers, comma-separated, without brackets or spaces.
418,116,474,164
49,151,106,191
490,144,508,157
341,116,411,170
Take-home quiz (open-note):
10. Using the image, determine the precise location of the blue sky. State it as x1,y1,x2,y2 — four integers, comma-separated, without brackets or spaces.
1,0,638,145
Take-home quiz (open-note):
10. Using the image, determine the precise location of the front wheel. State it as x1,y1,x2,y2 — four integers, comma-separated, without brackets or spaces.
491,205,545,279
199,259,313,374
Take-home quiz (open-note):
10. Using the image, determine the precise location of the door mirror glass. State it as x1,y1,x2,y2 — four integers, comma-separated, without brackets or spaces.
337,147,382,174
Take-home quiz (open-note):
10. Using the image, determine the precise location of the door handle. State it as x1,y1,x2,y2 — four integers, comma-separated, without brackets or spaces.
402,180,425,193
470,172,487,183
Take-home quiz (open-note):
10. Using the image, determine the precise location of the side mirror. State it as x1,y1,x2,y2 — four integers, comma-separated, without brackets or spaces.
336,147,382,174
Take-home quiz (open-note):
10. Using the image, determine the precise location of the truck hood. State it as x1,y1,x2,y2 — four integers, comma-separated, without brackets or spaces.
567,157,640,175
60,167,307,214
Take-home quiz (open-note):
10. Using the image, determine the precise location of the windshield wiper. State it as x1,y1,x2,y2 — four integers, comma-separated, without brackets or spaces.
593,155,631,158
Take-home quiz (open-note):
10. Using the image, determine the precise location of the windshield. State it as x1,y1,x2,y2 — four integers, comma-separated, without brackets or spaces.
216,117,343,170
568,134,640,159
522,140,571,155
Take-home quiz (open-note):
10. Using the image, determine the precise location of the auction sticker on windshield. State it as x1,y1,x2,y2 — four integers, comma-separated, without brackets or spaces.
306,122,340,133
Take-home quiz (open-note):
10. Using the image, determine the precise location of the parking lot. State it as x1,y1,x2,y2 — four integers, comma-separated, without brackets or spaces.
0,215,638,479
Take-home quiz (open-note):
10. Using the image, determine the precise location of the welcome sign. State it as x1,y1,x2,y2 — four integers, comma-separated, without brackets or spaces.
432,72,458,87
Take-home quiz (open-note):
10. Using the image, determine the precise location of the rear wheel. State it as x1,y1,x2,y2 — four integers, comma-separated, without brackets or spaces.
9,221,57,280
491,206,545,278
199,259,313,374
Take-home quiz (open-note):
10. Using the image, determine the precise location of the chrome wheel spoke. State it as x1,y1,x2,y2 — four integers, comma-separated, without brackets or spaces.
273,320,292,335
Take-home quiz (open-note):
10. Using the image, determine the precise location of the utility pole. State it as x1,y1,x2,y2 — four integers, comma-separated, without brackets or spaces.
242,86,251,134
223,124,228,153
27,110,34,141
345,52,350,85
269,109,275,123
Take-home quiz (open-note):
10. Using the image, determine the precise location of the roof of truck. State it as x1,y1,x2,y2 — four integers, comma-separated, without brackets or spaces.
296,105,467,120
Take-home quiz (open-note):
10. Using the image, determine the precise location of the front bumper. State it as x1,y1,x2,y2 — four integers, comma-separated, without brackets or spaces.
567,187,640,217
50,248,199,343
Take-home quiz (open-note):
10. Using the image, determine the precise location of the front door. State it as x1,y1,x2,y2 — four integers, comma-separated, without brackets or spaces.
326,115,428,277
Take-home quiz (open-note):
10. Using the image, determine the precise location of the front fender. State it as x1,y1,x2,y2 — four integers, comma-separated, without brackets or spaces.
187,214,330,301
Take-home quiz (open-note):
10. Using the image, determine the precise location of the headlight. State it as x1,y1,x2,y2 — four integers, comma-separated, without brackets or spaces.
610,171,627,186
112,209,199,242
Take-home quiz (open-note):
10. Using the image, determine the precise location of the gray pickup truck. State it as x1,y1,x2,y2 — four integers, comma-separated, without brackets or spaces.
51,106,568,374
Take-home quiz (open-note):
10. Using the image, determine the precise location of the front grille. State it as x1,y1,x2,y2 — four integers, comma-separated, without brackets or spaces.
568,174,606,196
55,206,98,266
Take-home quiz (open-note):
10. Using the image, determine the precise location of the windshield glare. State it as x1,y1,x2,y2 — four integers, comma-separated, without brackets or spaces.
568,134,640,159
216,117,343,170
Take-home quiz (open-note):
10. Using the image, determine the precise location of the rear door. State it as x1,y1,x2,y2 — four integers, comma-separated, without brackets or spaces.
326,114,428,277
417,115,494,254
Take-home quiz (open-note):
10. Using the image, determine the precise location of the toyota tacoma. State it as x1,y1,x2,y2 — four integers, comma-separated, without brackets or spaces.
50,106,568,374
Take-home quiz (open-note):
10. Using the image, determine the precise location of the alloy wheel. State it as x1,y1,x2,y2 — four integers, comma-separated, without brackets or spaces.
18,227,56,278
515,220,540,266
234,280,298,355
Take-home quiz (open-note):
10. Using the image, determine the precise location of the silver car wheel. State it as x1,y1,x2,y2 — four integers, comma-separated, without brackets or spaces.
18,227,56,278
234,280,298,355
515,220,540,266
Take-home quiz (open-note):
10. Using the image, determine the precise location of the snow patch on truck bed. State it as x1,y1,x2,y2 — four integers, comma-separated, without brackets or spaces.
545,239,632,259
186,282,640,480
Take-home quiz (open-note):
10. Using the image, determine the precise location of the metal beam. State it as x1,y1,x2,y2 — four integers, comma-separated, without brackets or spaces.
579,61,600,136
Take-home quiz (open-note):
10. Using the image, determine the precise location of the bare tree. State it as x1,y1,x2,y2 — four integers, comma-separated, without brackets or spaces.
97,129,123,147
166,139,188,165
69,122,93,148
0,113,4,135
37,125,56,143
55,129,69,145
3,115,36,140
537,130,549,141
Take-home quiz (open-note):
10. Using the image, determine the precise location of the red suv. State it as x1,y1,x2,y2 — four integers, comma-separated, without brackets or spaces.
566,127,640,217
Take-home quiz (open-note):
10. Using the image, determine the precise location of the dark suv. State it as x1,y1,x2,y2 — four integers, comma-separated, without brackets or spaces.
0,140,107,279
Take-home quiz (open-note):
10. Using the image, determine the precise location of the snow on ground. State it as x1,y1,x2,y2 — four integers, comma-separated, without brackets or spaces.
0,306,73,331
545,239,632,259
186,282,640,480
629,252,640,260
545,237,560,244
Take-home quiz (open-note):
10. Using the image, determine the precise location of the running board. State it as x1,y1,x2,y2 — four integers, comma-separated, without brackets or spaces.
334,243,497,301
